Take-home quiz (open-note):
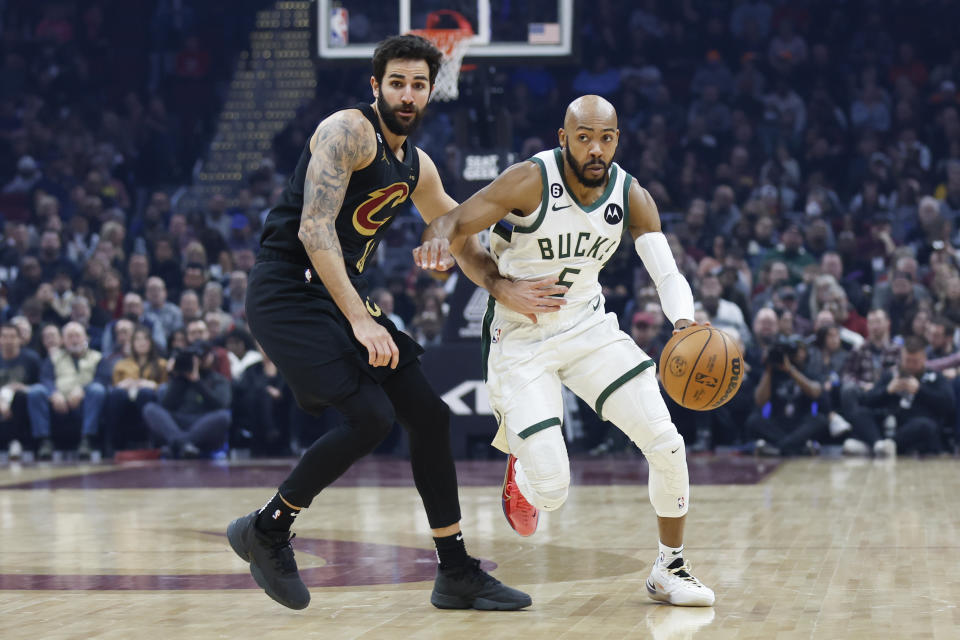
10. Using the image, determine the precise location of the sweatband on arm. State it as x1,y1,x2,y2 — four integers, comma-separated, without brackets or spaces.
635,232,696,326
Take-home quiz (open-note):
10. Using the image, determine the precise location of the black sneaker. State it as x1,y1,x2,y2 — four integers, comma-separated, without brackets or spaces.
38,438,53,461
77,437,92,460
431,557,532,610
227,511,310,610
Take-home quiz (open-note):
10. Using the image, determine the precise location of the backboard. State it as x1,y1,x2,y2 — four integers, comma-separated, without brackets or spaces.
317,0,573,60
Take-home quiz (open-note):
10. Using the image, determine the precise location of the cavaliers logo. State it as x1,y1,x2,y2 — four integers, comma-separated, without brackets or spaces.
352,182,410,236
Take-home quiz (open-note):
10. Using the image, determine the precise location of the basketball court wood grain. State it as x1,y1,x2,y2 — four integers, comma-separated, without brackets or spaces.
1,456,957,639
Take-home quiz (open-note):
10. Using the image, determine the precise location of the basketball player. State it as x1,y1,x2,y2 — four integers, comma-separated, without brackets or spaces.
227,35,560,611
414,95,715,606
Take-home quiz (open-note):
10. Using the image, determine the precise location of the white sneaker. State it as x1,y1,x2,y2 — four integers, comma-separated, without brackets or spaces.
873,438,897,458
7,439,22,460
829,413,853,437
646,556,715,607
842,438,869,456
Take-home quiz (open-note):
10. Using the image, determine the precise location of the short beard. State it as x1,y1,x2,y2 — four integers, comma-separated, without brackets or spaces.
377,92,424,136
564,145,608,188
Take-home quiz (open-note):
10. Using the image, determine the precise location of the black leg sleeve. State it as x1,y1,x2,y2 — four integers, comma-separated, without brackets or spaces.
279,375,396,508
381,361,462,529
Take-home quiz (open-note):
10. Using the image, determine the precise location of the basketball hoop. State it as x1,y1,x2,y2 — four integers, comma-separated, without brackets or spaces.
410,10,473,102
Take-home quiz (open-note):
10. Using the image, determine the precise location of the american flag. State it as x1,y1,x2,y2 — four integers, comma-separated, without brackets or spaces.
528,22,560,45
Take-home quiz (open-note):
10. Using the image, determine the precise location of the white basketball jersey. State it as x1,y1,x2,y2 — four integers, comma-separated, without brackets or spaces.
489,148,632,308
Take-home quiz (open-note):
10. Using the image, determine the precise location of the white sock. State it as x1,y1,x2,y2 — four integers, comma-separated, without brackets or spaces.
658,541,684,567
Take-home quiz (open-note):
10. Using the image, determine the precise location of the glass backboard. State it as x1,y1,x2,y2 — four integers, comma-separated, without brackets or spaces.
318,0,573,59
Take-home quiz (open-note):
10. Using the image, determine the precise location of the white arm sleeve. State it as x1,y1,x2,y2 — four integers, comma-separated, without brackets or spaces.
635,232,695,326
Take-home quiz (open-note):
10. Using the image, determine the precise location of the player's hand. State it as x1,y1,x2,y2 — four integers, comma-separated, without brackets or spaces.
413,238,456,271
352,316,399,369
494,277,567,323
672,319,708,334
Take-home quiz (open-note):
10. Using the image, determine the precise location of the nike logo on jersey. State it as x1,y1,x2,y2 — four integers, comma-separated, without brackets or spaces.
591,297,601,311
671,447,680,454
551,203,571,211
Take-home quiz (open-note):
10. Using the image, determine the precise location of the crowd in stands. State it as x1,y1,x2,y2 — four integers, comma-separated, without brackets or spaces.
3,1,960,461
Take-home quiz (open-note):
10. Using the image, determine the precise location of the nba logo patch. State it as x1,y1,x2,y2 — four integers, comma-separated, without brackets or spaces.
492,328,502,343
678,496,685,510
304,269,312,283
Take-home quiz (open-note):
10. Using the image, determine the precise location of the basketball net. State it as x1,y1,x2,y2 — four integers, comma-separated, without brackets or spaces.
410,10,473,102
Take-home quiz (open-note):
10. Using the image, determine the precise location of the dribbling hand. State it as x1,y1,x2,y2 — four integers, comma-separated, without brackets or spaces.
672,319,709,334
352,316,399,369
413,239,456,271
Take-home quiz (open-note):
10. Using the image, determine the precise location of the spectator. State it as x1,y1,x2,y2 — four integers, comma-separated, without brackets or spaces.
39,323,62,360
695,274,751,341
103,326,167,455
145,276,183,338
125,253,151,297
102,292,166,356
767,20,807,76
201,281,232,333
841,308,901,415
185,319,232,379
3,155,41,194
854,336,955,455
923,315,954,359
34,322,105,459
747,335,829,456
0,323,46,459
179,290,202,326
142,341,231,458
225,270,248,322
232,345,288,456
224,328,261,379
182,262,208,296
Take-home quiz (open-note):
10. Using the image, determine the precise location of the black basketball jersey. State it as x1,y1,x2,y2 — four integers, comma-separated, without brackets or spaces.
259,103,420,288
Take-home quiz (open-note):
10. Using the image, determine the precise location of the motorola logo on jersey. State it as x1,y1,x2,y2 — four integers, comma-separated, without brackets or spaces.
550,183,563,198
603,203,623,225
352,182,410,236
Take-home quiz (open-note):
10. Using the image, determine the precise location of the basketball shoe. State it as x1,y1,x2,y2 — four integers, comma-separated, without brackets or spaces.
227,510,310,610
501,454,538,536
431,557,533,610
646,555,715,607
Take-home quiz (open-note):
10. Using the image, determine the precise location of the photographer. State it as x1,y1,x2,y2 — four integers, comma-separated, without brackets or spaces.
854,336,955,456
141,341,231,458
746,334,830,455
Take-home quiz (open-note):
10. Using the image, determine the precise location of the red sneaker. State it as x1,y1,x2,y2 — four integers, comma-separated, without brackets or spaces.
501,455,539,536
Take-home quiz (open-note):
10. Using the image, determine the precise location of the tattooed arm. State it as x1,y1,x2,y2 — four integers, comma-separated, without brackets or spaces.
299,110,399,368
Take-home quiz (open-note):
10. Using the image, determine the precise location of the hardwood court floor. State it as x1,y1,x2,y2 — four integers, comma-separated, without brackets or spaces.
0,455,958,640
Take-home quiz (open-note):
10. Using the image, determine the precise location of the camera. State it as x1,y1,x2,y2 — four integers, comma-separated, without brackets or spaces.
172,348,198,375
766,334,803,366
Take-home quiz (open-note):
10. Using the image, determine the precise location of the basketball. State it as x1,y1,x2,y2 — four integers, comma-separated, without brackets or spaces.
658,326,744,411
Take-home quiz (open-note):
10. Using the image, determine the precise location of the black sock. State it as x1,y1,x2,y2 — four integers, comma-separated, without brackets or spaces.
433,532,468,569
255,492,301,532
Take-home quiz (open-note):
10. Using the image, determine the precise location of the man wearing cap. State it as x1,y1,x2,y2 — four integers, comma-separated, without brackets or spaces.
630,311,666,356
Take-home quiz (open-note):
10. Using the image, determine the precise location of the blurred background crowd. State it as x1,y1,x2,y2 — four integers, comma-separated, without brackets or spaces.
1,0,959,462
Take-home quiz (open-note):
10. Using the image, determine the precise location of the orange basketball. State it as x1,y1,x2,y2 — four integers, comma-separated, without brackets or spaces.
658,326,744,411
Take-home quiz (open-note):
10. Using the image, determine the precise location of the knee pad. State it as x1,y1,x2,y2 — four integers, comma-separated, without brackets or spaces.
643,430,689,518
599,368,674,448
514,429,570,511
